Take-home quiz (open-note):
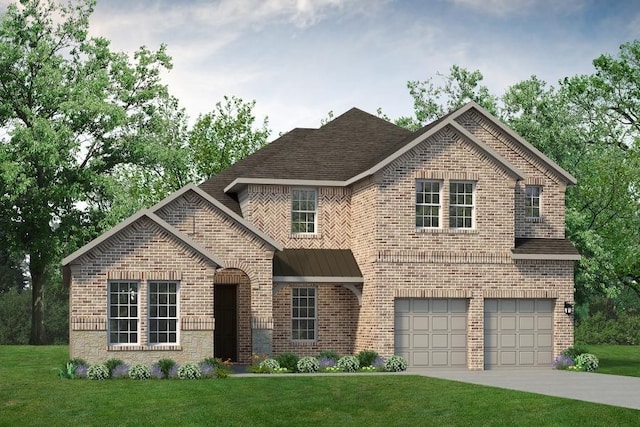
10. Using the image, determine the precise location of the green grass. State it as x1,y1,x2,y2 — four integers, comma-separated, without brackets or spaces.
1,346,638,426
583,344,640,377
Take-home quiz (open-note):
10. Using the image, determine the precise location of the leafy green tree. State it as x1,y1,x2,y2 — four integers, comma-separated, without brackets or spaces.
0,0,173,343
188,95,270,180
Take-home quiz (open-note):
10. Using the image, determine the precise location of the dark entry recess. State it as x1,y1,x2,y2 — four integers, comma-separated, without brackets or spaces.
214,285,238,361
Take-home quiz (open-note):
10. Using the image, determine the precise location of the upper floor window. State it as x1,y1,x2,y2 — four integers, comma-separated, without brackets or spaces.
292,287,316,341
416,180,441,228
108,281,139,345
449,181,474,229
525,186,542,219
291,188,317,234
148,281,179,345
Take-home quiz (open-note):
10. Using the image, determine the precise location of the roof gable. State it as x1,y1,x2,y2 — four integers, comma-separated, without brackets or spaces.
62,210,224,267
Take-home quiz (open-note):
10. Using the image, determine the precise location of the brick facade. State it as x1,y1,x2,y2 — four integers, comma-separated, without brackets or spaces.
65,103,576,370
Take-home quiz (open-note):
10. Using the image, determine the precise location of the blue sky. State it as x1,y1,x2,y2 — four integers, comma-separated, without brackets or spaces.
33,1,640,134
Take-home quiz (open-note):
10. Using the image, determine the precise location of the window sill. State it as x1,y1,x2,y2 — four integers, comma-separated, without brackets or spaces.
525,217,543,223
416,228,478,234
290,232,321,239
107,344,182,352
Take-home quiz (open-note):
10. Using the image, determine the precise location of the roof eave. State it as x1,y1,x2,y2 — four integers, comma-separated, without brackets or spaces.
224,178,347,194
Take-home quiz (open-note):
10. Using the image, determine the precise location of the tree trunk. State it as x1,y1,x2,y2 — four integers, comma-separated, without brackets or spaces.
29,261,47,345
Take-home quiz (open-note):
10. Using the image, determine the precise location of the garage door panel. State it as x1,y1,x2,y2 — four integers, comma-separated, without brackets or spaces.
485,299,554,368
413,316,429,330
395,298,468,368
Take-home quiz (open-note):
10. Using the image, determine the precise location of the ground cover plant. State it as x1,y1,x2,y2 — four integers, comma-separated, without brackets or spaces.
1,346,639,426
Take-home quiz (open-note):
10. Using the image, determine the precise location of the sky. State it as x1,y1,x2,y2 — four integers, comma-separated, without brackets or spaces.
14,0,640,135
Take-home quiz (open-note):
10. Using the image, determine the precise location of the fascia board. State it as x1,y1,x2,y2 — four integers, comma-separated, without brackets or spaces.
224,178,347,194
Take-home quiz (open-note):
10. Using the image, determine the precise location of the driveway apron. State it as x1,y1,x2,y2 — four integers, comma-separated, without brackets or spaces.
410,368,640,410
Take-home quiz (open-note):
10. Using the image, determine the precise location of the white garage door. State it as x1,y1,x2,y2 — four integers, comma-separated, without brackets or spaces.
484,299,553,368
394,298,468,368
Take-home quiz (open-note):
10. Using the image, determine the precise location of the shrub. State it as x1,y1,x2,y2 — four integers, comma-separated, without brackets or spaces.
276,352,299,372
318,357,336,370
87,364,109,380
259,358,280,373
156,358,177,379
317,350,340,361
128,364,151,380
336,355,359,372
112,364,130,379
74,364,88,379
168,364,179,379
104,359,125,378
552,355,574,370
200,357,231,378
296,356,320,373
561,346,589,359
58,362,77,379
574,353,599,372
177,363,202,379
372,356,385,370
575,312,640,345
357,350,379,368
150,364,164,379
384,355,407,372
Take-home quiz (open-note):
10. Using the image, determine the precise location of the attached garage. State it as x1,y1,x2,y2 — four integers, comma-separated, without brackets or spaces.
394,298,467,368
484,299,554,368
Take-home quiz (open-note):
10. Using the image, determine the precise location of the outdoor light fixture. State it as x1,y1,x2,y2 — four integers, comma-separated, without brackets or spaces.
564,301,573,315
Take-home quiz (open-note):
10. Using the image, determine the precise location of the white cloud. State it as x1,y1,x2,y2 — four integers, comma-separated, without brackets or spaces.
446,0,587,17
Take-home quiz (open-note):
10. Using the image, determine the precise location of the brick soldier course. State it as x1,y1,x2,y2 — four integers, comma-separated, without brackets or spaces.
63,101,579,369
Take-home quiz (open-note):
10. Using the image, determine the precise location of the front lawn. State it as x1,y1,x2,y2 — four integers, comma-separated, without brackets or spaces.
0,346,638,426
582,344,640,377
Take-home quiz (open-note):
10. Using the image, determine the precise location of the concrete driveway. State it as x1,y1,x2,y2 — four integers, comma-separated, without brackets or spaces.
410,368,640,410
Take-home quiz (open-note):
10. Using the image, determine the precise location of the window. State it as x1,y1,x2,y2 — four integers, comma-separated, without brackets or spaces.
416,180,441,228
525,186,541,219
149,282,179,344
291,189,317,233
292,287,316,341
108,282,139,345
449,181,474,229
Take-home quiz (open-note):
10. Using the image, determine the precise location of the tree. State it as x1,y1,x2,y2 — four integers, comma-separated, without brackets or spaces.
0,0,173,343
188,96,270,180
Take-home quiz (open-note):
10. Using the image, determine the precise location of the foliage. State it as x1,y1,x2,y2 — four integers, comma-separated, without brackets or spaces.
575,312,640,345
58,361,76,379
128,364,151,380
259,358,280,373
188,95,270,180
561,346,589,359
0,0,174,344
276,352,299,372
336,355,360,372
552,355,574,370
177,363,202,380
87,364,109,380
296,356,320,373
103,359,124,378
155,358,176,379
317,350,340,361
383,355,407,372
112,364,130,379
574,353,599,372
318,356,336,370
357,350,379,368
0,287,30,343
200,357,231,378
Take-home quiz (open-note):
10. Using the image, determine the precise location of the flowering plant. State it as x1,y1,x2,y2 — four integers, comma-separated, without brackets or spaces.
296,356,320,373
87,364,109,380
336,355,360,372
383,355,407,372
318,357,336,370
177,363,202,379
574,353,599,372
552,355,574,370
259,358,280,372
128,364,151,380
112,364,130,379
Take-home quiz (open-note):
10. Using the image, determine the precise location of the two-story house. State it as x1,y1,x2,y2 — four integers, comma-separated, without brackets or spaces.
62,102,580,370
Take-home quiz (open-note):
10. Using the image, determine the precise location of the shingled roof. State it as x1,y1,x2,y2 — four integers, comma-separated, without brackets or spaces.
199,108,412,214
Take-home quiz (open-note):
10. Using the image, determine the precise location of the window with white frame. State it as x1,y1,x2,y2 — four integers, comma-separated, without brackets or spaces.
291,188,317,234
416,180,441,228
525,186,542,219
148,281,179,344
108,282,139,345
292,287,316,341
449,181,475,229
